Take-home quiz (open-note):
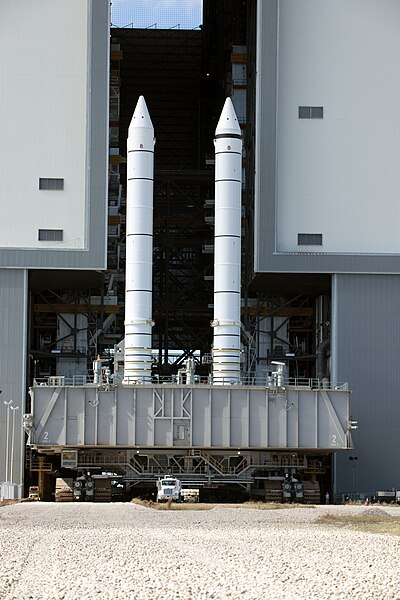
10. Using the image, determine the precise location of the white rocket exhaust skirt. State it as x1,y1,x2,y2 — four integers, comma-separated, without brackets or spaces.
123,96,155,385
212,98,242,384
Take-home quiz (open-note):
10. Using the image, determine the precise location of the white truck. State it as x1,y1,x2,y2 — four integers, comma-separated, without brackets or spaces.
156,476,181,502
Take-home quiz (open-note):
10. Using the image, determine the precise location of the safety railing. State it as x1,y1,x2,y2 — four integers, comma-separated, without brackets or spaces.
32,375,349,390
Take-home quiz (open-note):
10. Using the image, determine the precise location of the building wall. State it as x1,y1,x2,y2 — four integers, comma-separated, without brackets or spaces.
332,274,400,496
253,1,400,496
0,270,28,489
276,1,400,254
255,0,400,273
0,1,110,495
0,0,109,269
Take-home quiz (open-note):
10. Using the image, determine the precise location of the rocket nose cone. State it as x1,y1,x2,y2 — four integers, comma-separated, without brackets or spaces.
129,95,154,134
215,97,241,137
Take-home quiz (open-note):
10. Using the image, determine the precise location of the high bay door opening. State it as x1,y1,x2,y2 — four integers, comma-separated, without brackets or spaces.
24,98,353,503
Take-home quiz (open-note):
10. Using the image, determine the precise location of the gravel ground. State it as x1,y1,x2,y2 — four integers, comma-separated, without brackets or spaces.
0,503,400,600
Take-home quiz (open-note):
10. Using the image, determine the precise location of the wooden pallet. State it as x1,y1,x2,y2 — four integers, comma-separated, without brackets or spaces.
55,477,74,502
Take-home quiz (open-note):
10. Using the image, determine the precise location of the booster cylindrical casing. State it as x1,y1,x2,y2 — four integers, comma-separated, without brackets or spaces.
212,98,242,385
123,96,155,385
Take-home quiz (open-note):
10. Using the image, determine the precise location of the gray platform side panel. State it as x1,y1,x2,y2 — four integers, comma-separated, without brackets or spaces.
29,384,350,450
0,269,28,489
332,274,400,496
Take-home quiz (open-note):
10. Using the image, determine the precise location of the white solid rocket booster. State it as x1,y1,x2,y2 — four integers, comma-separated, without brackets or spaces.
123,96,155,384
212,98,242,384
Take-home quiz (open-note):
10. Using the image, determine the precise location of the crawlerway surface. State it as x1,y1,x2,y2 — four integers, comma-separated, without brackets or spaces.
0,503,400,600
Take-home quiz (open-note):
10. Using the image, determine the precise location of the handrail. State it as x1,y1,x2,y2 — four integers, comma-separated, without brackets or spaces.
32,375,349,390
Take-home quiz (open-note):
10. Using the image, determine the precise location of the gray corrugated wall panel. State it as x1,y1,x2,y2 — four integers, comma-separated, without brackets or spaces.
254,2,400,275
192,388,212,446
211,391,230,446
0,0,109,270
0,269,28,489
97,391,116,446
230,392,242,446
298,393,318,448
332,274,400,495
249,389,268,447
135,388,154,446
116,387,136,446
